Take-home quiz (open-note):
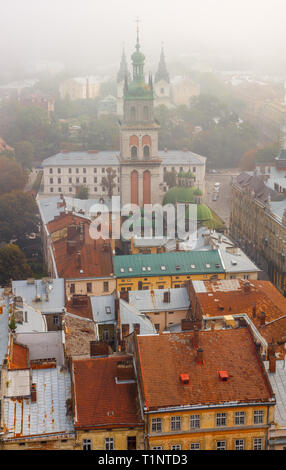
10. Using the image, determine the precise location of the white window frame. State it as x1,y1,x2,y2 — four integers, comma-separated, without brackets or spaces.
105,437,114,450
190,414,200,429
151,418,162,433
171,416,181,431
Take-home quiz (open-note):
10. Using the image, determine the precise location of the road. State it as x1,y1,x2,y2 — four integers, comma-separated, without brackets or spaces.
205,169,240,228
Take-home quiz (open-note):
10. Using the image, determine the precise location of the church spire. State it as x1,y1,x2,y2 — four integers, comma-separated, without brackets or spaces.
155,43,170,83
131,19,145,82
117,45,130,83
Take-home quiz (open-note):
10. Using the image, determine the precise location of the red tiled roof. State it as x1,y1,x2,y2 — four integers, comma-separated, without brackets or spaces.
136,329,274,411
72,355,143,429
65,295,93,320
47,213,114,279
191,280,286,354
9,343,29,370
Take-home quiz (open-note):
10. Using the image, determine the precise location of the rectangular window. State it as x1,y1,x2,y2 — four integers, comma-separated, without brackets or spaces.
49,168,53,174
103,281,109,292
235,439,244,450
102,168,105,173
76,177,80,183
87,282,92,293
216,441,226,450
50,178,53,184
69,187,73,192
24,311,28,322
253,438,263,450
69,177,72,183
151,418,162,433
190,443,200,450
76,168,79,174
253,410,264,424
70,284,75,294
83,168,86,173
105,438,114,450
50,187,54,193
58,187,62,192
53,315,59,325
69,168,72,174
57,168,61,174
127,436,136,450
171,445,181,450
190,414,200,429
82,439,92,450
58,178,61,184
235,411,245,425
94,168,97,173
94,177,97,183
171,416,181,431
94,187,97,192
216,413,227,427
152,446,162,450
83,177,87,183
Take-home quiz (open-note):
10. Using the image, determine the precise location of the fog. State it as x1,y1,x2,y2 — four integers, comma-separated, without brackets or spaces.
1,0,286,79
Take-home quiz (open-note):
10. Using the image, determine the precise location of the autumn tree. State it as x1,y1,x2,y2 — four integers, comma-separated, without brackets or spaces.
239,148,258,171
0,156,27,195
101,167,117,198
0,244,32,286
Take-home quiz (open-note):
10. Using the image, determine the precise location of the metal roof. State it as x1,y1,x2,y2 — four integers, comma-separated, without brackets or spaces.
119,299,157,335
90,294,116,324
128,287,190,312
42,151,120,167
12,279,65,314
3,366,74,439
265,360,286,427
158,150,206,165
113,250,224,278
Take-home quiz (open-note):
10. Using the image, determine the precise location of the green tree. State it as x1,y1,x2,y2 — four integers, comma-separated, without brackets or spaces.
0,191,38,245
14,140,35,168
101,167,118,198
0,244,32,286
76,185,89,200
164,169,177,188
0,156,27,195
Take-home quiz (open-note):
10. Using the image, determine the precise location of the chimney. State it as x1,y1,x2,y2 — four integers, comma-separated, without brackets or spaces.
90,341,109,357
31,383,37,402
269,355,276,374
116,360,135,381
259,311,266,326
243,281,251,294
252,303,256,318
196,348,204,364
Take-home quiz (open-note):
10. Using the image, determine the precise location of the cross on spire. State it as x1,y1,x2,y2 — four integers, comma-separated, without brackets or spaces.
135,17,140,49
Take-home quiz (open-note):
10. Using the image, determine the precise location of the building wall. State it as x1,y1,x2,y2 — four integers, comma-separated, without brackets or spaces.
75,427,144,450
117,273,225,293
225,271,258,281
66,278,116,298
1,437,75,450
144,308,188,332
230,183,286,295
146,404,274,450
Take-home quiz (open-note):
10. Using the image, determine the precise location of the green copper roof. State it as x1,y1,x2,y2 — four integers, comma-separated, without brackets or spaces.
113,250,224,278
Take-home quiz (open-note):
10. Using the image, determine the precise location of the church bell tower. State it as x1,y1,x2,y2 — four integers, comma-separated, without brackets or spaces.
119,24,161,207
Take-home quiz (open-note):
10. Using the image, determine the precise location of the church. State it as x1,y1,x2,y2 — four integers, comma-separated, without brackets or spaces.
41,31,206,206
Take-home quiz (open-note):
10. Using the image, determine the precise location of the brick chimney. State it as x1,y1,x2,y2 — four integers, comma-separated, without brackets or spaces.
196,348,204,364
116,360,135,381
269,355,276,374
259,311,266,326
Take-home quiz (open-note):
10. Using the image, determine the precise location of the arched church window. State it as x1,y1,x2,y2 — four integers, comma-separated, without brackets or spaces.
131,146,138,160
143,106,149,121
130,106,136,121
143,145,150,159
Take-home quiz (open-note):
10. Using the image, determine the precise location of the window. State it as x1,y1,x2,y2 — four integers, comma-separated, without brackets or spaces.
57,168,61,174
58,187,62,192
94,168,97,173
70,284,75,294
235,411,245,425
94,177,97,183
130,106,136,120
152,446,162,450
83,168,86,173
235,439,244,450
94,187,97,192
69,168,72,174
131,146,138,159
103,281,109,292
216,441,226,450
105,438,114,450
216,413,227,427
76,177,79,184
143,106,149,120
253,438,263,450
127,436,136,450
171,416,181,431
190,414,200,429
102,168,105,173
155,324,160,332
50,187,54,193
190,443,200,450
69,177,72,183
83,177,86,183
253,410,264,424
50,178,53,184
76,168,79,174
103,329,109,341
151,418,162,433
82,439,92,450
143,145,150,159
69,187,72,192
87,282,92,293
49,168,53,174
58,178,61,184
53,315,59,325
171,445,181,450
105,306,111,314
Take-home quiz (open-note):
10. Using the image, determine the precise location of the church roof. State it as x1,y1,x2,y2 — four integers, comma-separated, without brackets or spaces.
117,48,130,83
155,46,170,83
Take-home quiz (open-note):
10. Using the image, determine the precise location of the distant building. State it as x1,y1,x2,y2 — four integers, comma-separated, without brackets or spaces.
59,76,100,100
97,94,117,116
154,45,173,109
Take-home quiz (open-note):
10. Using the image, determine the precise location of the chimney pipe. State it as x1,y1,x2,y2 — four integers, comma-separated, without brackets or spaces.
269,355,276,374
259,311,266,326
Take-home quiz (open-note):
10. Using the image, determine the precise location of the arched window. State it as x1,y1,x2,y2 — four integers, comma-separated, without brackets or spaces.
143,145,150,159
143,106,149,121
130,106,136,121
131,146,138,159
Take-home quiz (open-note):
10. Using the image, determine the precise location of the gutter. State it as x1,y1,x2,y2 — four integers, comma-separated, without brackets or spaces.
144,400,276,414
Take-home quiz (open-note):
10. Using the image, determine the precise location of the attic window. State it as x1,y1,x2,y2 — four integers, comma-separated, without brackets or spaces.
128,268,133,272
120,268,125,273
105,306,111,314
161,265,166,271
147,267,151,271
180,373,190,385
218,370,229,382
176,265,181,270
191,264,196,269
142,267,146,271
206,264,211,268
215,264,220,268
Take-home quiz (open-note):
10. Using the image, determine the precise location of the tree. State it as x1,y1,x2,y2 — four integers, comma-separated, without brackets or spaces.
0,191,38,245
14,140,35,168
164,169,177,188
0,244,32,286
0,156,27,195
101,167,117,198
239,148,258,171
76,185,89,200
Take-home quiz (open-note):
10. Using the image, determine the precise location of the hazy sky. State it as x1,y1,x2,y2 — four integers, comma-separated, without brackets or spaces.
1,0,286,75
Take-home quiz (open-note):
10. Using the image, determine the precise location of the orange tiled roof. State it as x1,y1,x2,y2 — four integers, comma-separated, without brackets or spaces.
136,329,273,411
9,343,29,370
192,280,286,352
72,355,143,429
47,213,114,279
65,295,93,320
